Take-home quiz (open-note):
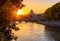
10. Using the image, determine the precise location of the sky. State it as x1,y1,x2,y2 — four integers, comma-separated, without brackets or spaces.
22,0,60,14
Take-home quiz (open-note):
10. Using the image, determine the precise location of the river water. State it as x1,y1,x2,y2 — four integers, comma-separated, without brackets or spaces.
12,21,60,41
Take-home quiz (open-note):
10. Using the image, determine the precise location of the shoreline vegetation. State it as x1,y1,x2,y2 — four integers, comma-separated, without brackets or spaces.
43,2,60,27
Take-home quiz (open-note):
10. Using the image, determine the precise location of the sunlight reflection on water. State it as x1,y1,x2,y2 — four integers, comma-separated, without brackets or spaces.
12,21,55,41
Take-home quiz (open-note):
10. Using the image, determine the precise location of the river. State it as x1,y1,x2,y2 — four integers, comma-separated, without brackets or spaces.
12,21,60,41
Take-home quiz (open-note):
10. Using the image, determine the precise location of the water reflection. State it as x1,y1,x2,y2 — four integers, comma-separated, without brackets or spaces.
12,21,60,41
45,26,60,41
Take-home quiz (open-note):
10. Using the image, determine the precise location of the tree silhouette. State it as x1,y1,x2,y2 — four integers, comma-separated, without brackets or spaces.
0,0,24,41
44,2,60,21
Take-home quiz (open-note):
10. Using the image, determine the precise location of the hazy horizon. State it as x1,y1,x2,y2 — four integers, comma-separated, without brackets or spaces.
22,0,60,14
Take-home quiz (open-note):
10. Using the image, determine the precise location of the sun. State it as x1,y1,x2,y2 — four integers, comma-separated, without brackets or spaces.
17,9,29,15
17,9,22,15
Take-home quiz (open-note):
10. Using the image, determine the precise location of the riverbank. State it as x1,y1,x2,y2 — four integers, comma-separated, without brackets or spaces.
38,21,60,27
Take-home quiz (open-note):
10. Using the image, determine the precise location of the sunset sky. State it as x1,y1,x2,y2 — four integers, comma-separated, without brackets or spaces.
22,0,60,14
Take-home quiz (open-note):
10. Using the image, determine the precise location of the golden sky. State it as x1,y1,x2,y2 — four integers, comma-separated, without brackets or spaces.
22,0,60,14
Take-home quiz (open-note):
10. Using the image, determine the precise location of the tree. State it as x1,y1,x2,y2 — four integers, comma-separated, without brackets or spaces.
44,2,60,21
0,0,24,41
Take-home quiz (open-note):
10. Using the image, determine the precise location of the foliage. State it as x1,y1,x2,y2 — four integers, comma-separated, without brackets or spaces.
0,0,24,41
44,2,60,20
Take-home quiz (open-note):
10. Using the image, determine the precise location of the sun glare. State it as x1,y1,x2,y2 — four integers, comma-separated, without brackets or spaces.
17,9,29,15
17,9,22,15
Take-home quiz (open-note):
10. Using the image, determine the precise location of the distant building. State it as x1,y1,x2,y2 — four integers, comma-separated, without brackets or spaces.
19,9,45,22
36,14,45,21
29,9,35,15
28,9,38,21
